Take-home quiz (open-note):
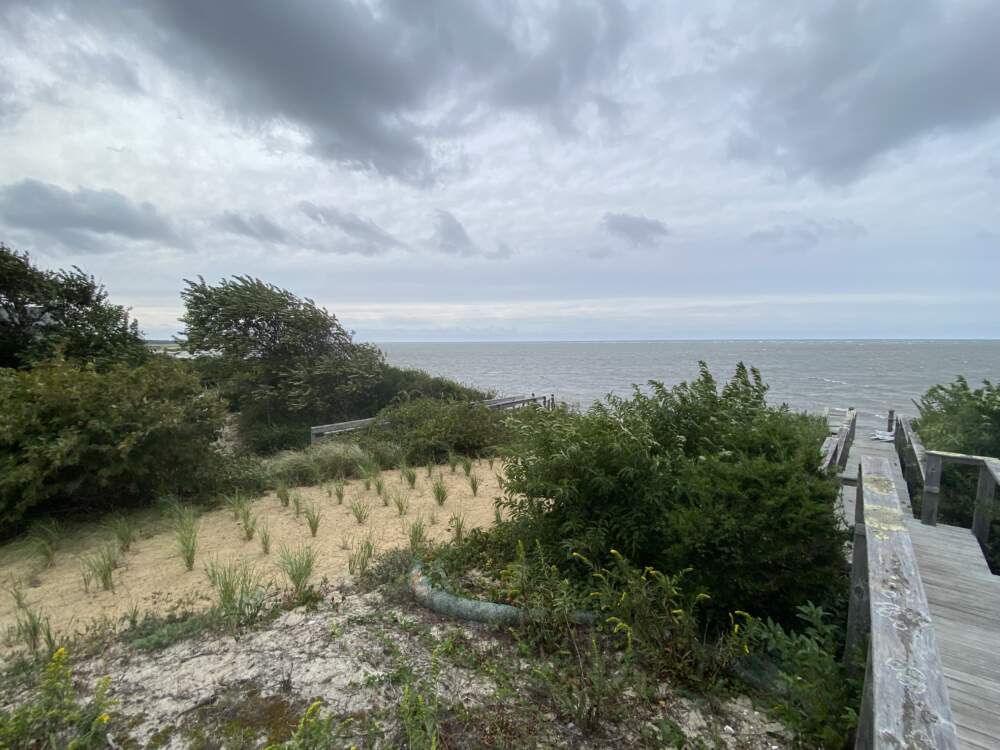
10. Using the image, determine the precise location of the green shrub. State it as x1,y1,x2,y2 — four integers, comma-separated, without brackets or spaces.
0,356,226,529
501,363,846,628
748,604,859,747
913,376,1000,570
265,441,367,487
0,647,114,748
368,398,507,465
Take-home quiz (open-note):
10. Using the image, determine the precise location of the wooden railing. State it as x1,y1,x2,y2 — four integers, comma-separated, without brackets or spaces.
895,416,999,546
845,456,959,749
310,393,556,443
821,407,857,473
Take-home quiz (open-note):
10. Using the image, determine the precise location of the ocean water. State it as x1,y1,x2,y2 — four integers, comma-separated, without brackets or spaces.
379,340,1000,421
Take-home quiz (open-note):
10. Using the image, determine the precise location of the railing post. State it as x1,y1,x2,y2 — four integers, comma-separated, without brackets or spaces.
921,453,943,525
972,463,996,546
844,464,869,670
886,409,894,432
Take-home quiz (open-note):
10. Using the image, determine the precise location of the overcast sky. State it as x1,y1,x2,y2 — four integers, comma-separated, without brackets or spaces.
1,0,998,341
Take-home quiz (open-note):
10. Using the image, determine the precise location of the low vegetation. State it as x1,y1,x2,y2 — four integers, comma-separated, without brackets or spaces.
913,376,1000,571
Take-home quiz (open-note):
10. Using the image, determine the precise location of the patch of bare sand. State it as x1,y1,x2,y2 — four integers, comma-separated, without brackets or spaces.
0,461,503,653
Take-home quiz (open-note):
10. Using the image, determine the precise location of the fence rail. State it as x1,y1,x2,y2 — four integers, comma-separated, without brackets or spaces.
821,407,857,473
310,393,556,443
894,416,999,546
845,456,959,749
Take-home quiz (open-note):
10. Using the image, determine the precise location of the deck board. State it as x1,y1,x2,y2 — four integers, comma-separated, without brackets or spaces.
843,413,1000,749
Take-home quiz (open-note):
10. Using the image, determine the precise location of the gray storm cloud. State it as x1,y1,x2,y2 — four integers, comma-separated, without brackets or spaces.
726,1,1000,182
0,179,181,252
602,212,669,248
0,0,997,339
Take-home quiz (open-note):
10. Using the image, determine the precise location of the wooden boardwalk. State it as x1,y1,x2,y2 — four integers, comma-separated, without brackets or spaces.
836,411,1000,749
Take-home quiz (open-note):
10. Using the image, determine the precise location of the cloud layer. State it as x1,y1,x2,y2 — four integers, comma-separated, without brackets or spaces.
0,0,997,339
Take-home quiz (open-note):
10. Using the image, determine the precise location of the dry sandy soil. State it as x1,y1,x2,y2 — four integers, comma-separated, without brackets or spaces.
0,461,501,653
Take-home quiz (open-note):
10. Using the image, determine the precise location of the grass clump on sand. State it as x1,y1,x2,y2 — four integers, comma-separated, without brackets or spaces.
391,490,410,517
204,557,270,631
348,532,377,577
432,477,448,507
277,545,316,599
81,545,121,592
105,513,138,553
304,502,322,537
174,506,199,571
401,465,418,489
333,480,345,504
237,502,257,541
258,521,271,554
349,499,371,525
468,474,480,497
449,513,465,543
27,520,63,568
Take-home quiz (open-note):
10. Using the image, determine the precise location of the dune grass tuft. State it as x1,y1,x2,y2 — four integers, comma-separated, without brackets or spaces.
276,482,291,508
348,532,377,577
401,465,417,489
277,544,316,598
174,506,199,571
449,513,466,543
391,490,410,517
258,521,271,554
468,474,481,497
349,498,371,525
204,558,270,630
304,502,322,537
461,456,473,477
81,544,120,592
28,520,63,568
432,476,448,507
237,503,257,541
334,480,345,505
106,512,138,553
407,517,428,554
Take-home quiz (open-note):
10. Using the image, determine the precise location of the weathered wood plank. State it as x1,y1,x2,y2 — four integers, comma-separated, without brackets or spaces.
857,455,958,749
972,464,996,546
921,452,943,526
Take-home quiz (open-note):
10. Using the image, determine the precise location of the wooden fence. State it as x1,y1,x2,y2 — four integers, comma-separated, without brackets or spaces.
895,415,999,546
845,455,960,749
310,393,556,443
821,407,857,473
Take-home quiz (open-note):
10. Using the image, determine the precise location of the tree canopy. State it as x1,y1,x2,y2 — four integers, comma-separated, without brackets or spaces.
0,244,147,369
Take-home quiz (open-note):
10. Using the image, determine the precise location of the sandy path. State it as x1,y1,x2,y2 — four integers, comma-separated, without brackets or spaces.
0,461,503,655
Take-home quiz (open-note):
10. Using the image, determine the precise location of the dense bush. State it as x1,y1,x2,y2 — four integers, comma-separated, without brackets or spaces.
0,355,226,529
367,397,508,465
500,363,846,627
913,376,1000,571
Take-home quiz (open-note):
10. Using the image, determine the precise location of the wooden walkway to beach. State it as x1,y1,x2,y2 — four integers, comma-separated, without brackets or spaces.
827,409,1000,749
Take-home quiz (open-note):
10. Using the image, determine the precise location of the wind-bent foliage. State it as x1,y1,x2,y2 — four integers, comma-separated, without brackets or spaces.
0,244,147,369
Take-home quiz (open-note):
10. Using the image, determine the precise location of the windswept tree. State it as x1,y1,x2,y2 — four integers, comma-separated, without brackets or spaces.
180,276,385,451
0,244,147,369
